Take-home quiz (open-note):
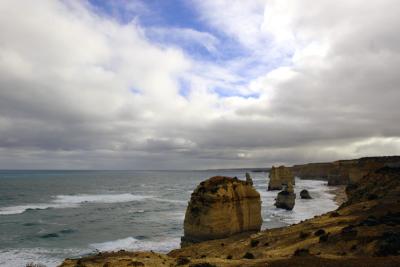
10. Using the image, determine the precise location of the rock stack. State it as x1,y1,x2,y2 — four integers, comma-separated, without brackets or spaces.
300,189,312,199
181,176,262,246
275,182,296,210
245,172,253,186
268,165,295,190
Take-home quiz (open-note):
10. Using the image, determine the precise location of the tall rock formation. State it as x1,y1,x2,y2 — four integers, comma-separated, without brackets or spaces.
182,176,262,246
245,172,253,186
268,165,295,190
275,182,296,210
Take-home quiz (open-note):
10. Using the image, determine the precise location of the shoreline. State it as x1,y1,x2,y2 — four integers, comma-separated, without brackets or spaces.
330,184,347,206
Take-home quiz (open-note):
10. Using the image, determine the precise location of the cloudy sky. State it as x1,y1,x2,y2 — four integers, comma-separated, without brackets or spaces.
0,0,399,169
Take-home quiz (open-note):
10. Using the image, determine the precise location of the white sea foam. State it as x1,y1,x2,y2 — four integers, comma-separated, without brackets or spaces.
0,193,152,215
152,197,187,204
0,203,78,215
54,193,152,204
257,177,339,227
90,236,180,253
0,248,87,267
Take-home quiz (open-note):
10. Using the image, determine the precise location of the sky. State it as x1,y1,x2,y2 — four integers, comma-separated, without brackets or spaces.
0,0,400,170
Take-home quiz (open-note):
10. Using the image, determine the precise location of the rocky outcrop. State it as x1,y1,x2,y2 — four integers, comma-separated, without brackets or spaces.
275,182,296,210
181,176,262,246
268,166,295,190
300,189,312,199
245,172,253,186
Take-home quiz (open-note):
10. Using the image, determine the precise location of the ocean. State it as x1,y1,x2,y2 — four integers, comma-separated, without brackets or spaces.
0,170,338,267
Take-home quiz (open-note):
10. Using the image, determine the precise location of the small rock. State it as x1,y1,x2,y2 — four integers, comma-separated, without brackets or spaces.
176,256,190,266
319,233,330,243
300,189,312,199
314,229,326,236
243,252,255,259
330,211,340,217
299,231,310,239
293,248,310,257
250,239,259,247
341,225,357,240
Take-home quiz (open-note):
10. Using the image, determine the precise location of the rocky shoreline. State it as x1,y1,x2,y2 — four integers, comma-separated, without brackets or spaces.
331,185,347,206
60,157,400,267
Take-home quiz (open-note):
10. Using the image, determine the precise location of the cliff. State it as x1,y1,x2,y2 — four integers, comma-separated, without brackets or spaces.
291,156,400,186
182,176,262,246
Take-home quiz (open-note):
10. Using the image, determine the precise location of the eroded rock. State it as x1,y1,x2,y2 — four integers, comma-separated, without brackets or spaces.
275,182,296,210
182,176,262,246
268,166,295,191
300,189,312,199
245,172,253,186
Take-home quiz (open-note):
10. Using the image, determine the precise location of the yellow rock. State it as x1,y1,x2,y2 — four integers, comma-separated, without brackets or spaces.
182,176,262,246
268,166,295,190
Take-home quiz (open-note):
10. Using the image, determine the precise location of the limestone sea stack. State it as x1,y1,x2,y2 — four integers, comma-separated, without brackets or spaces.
300,189,312,199
268,165,295,190
181,176,262,246
275,182,296,210
245,172,253,185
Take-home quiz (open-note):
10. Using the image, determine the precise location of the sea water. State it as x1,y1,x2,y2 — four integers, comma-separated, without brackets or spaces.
0,170,337,266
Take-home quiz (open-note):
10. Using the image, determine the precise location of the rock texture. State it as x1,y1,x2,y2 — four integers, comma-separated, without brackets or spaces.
300,189,312,199
275,182,296,210
245,172,253,186
268,166,295,190
291,162,336,180
181,176,262,246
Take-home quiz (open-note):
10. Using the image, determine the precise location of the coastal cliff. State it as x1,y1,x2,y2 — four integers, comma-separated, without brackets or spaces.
60,157,400,267
291,156,400,185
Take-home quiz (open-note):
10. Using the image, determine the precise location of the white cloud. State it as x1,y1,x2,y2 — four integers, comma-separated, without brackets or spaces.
0,0,399,169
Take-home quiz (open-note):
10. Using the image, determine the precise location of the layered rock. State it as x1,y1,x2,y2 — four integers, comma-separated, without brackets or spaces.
268,165,295,190
291,156,400,186
275,182,296,210
181,176,262,246
300,189,312,199
291,162,336,180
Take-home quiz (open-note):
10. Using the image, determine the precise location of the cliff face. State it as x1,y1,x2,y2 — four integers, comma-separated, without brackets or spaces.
291,162,336,180
181,176,262,246
291,156,400,186
268,166,295,190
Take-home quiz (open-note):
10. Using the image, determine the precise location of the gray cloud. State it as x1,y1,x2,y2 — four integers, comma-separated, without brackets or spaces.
0,0,399,169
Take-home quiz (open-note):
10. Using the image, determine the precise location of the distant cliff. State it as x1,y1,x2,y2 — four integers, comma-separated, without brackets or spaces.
291,156,400,185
